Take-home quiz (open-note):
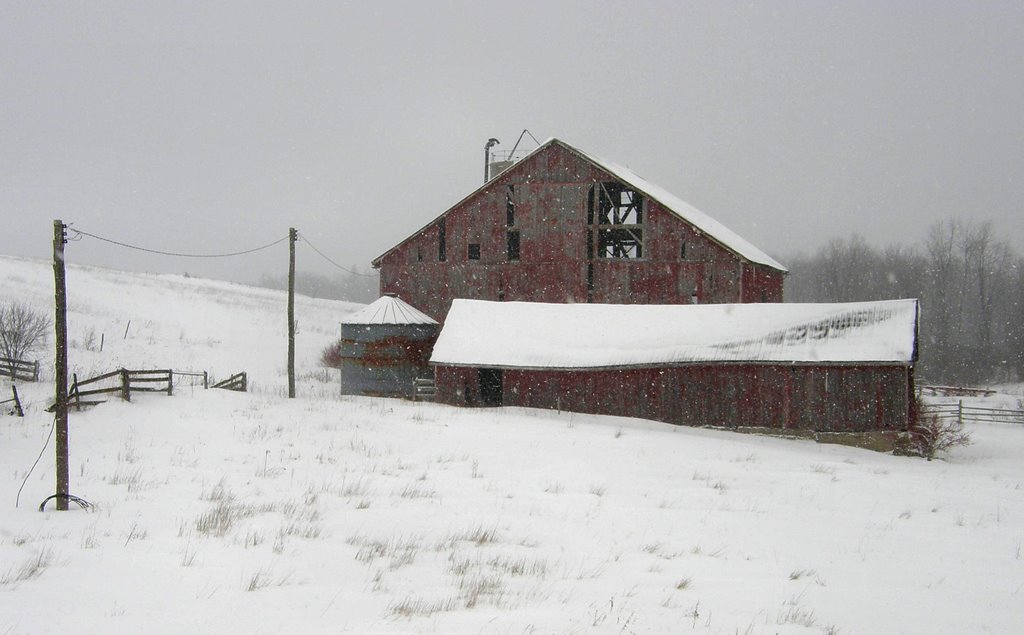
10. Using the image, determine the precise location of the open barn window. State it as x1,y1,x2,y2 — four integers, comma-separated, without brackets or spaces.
468,243,481,260
506,185,515,227
587,182,643,259
438,219,446,262
507,230,520,261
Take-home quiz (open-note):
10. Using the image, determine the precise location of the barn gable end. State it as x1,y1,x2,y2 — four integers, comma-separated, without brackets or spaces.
372,139,786,321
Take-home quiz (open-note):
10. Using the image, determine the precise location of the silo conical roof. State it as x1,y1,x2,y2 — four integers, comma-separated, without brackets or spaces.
342,295,438,325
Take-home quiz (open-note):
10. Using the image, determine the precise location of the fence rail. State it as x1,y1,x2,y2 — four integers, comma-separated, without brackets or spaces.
212,372,247,392
918,384,997,398
56,368,246,411
921,401,1024,426
1,385,23,416
0,357,39,382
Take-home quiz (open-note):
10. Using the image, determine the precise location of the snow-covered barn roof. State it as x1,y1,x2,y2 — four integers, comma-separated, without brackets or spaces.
372,138,785,272
343,295,437,325
430,299,918,369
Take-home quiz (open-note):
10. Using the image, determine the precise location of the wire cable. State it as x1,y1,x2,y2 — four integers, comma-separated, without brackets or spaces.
69,228,288,258
297,232,377,277
16,413,56,508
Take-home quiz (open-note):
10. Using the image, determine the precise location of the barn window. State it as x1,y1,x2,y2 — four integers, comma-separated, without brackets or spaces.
506,185,515,227
416,245,423,262
680,241,686,259
587,182,643,259
507,230,520,261
468,243,481,260
586,262,594,303
438,220,446,262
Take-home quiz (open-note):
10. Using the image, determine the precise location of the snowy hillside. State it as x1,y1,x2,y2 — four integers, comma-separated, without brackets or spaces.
2,256,1023,634
0,255,362,396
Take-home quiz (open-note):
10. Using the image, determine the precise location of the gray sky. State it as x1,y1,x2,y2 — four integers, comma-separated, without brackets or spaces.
2,1,1022,283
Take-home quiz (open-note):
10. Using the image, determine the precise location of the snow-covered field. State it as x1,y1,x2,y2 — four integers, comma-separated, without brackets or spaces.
2,255,1023,634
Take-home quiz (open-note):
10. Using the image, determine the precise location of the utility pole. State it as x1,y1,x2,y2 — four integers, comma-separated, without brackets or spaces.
288,227,296,399
52,220,69,511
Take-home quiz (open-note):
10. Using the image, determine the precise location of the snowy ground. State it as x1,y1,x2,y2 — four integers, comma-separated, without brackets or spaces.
2,255,1023,634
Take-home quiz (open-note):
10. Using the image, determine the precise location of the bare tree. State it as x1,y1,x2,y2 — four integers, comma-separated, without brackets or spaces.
924,219,960,346
965,222,1010,350
0,301,50,366
785,217,1022,384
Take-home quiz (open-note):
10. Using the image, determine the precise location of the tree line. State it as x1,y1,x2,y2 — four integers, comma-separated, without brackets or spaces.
784,219,1024,385
257,268,379,304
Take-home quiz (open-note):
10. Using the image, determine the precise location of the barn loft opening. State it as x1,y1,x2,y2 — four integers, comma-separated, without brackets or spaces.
438,219,447,262
506,185,515,226
468,243,481,260
507,230,520,260
588,182,643,259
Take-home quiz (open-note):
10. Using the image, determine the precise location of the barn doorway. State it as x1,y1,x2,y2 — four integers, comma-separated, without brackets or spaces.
478,368,503,406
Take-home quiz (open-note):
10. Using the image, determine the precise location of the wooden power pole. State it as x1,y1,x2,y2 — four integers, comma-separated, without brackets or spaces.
287,227,296,399
52,220,69,511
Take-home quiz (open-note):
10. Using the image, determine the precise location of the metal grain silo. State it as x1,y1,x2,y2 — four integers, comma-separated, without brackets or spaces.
340,294,439,398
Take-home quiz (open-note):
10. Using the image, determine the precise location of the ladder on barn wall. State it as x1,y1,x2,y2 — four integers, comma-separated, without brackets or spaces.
413,377,436,401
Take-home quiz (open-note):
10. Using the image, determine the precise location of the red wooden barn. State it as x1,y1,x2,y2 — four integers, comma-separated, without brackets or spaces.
372,138,787,322
430,299,919,434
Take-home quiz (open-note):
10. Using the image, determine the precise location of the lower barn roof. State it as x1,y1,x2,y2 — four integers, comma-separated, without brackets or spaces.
430,299,918,369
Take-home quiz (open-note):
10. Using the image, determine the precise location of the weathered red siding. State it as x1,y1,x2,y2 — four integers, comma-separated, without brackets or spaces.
435,364,912,432
376,142,786,322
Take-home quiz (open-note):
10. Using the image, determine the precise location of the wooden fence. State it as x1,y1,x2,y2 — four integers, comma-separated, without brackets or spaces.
920,401,1024,426
0,357,39,382
212,372,247,392
918,384,997,398
1,385,23,417
67,368,172,410
60,368,246,410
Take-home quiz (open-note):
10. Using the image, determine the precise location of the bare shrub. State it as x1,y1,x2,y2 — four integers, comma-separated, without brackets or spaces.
0,301,50,366
320,341,343,368
913,412,972,460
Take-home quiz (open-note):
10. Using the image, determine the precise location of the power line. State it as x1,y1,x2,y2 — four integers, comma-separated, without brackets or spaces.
297,232,377,277
69,228,289,258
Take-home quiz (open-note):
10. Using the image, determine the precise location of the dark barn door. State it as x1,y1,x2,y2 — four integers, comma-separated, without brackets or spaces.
478,368,503,407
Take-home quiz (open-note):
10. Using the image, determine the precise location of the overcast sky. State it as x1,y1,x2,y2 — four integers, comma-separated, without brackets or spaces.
2,1,1022,284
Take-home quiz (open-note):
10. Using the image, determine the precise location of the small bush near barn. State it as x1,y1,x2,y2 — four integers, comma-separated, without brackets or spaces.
913,412,972,460
320,341,343,368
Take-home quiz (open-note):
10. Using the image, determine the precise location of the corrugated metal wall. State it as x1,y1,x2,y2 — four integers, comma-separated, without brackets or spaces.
435,363,911,432
340,324,438,398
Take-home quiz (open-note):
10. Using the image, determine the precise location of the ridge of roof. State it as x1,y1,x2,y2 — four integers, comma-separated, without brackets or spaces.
564,144,787,271
372,138,785,272
371,139,559,266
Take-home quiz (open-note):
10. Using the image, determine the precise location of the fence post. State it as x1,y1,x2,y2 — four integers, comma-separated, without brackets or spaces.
167,371,173,397
958,400,963,426
203,371,208,389
12,385,23,417
33,360,39,382
121,368,131,402
71,373,79,411
242,372,248,392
